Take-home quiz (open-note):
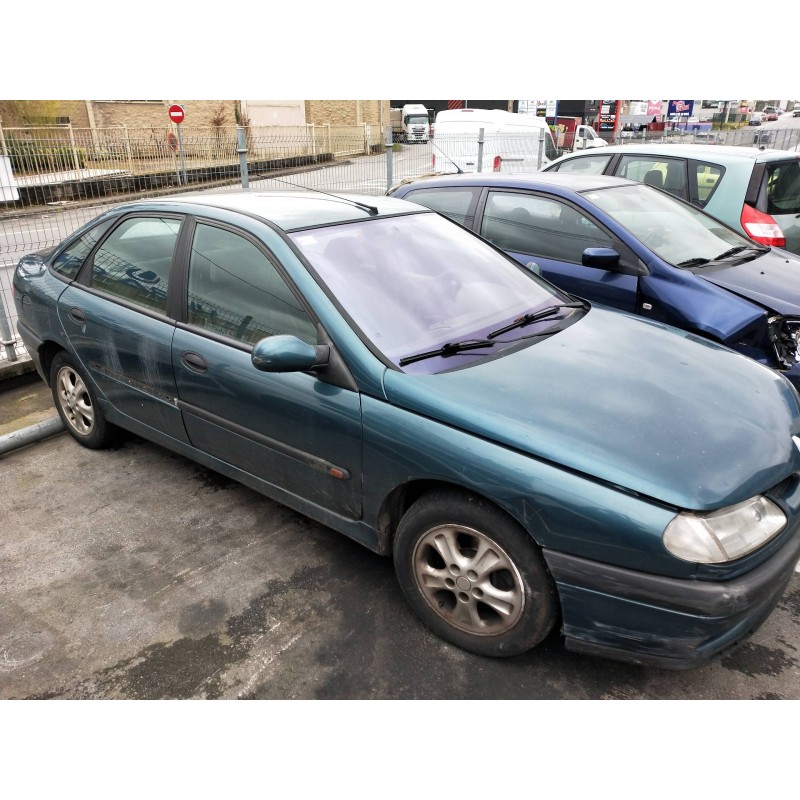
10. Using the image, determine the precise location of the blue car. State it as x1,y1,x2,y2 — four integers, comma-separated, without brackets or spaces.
389,172,800,388
12,191,800,668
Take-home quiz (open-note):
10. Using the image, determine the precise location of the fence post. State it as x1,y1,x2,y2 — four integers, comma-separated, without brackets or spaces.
477,127,485,173
67,122,81,173
0,119,7,157
0,302,18,361
364,122,370,155
386,125,393,192
537,129,544,170
237,127,249,189
122,125,134,175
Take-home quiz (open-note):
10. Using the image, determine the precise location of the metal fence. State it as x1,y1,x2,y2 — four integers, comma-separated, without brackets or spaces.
2,121,800,364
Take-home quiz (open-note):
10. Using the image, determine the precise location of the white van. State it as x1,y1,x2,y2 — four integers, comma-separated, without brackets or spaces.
431,109,559,174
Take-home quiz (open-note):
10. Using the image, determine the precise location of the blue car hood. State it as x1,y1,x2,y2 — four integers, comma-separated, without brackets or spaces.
700,249,800,315
383,307,800,511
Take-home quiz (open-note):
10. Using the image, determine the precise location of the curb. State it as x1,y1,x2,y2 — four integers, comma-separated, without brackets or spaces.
0,416,65,456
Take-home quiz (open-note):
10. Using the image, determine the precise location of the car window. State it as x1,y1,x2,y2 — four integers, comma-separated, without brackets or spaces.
52,219,115,279
481,191,613,262
399,187,479,226
91,216,180,313
616,156,687,199
187,222,316,345
693,162,724,207
550,155,611,175
584,184,749,266
290,213,568,373
765,161,800,215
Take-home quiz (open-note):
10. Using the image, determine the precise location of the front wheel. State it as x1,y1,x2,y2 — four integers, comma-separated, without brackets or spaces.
50,352,117,449
393,489,559,657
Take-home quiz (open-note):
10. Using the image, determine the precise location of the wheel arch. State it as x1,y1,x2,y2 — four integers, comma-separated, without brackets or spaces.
376,478,535,557
38,340,67,386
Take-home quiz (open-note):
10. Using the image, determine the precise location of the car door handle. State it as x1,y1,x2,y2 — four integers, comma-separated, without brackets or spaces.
181,351,208,374
68,307,87,325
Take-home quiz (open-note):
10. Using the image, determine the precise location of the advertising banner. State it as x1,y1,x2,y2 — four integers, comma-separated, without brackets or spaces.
647,100,663,116
668,100,694,117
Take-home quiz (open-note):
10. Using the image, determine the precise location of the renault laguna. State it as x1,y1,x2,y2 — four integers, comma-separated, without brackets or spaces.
13,192,800,668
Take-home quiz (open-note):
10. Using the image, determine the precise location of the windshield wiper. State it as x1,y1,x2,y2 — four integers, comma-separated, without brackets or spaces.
487,302,586,339
399,338,494,366
676,257,712,267
713,246,755,260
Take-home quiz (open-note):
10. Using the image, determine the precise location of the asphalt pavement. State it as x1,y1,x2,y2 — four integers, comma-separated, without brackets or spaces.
2,365,800,699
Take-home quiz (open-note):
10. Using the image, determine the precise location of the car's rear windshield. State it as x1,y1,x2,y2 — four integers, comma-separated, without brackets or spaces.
766,160,800,216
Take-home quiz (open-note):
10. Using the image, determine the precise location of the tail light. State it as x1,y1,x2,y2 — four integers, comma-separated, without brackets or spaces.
493,156,503,172
741,203,786,247
430,125,435,139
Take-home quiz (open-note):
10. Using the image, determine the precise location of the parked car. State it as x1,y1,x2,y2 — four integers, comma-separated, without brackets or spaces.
793,107,800,118
388,172,800,388
12,192,800,669
763,106,780,121
542,144,800,254
749,112,764,126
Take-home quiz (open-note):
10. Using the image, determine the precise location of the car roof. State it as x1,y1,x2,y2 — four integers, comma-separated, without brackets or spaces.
551,144,799,165
115,191,426,231
393,171,634,193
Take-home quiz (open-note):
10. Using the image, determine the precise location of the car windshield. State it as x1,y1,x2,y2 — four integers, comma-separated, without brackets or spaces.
582,184,759,266
290,213,572,373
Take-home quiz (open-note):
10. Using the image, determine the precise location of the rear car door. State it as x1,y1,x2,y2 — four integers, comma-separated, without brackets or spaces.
59,213,189,443
478,190,640,312
171,218,363,519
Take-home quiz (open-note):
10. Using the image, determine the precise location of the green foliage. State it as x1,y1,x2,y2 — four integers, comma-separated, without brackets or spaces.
5,136,86,174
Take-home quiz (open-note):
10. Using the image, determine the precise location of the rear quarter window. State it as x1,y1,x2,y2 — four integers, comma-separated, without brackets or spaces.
550,155,611,175
400,187,480,227
766,161,800,215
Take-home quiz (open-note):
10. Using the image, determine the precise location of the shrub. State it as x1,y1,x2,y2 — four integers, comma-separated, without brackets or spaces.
5,136,87,174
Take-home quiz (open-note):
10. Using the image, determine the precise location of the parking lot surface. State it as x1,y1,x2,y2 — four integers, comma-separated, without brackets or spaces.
2,375,799,699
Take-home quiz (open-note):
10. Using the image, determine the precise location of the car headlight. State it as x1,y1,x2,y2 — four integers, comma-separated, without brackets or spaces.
768,315,800,369
663,496,786,563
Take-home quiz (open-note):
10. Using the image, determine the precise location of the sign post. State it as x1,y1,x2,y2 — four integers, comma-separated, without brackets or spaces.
168,104,188,185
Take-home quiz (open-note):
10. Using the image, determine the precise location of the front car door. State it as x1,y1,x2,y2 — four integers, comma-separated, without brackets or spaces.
477,189,641,312
171,218,363,519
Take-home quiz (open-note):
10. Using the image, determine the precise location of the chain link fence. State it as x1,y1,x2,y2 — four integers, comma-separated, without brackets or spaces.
2,120,800,364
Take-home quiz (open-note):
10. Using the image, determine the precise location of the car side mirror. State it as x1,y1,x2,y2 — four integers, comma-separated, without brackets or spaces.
525,261,542,276
582,247,621,270
251,335,330,373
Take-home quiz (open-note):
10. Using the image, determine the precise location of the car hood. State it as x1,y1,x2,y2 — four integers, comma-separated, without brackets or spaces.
383,307,800,511
700,249,800,315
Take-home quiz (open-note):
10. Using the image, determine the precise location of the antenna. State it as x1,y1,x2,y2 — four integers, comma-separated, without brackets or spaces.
260,176,380,215
429,138,464,174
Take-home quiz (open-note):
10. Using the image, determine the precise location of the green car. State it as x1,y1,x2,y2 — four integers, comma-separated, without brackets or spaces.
545,144,800,255
12,192,800,669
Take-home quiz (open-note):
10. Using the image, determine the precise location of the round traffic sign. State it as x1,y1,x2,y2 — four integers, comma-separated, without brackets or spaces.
168,104,185,124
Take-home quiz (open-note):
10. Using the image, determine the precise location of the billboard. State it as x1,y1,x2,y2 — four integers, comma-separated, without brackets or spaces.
668,100,694,117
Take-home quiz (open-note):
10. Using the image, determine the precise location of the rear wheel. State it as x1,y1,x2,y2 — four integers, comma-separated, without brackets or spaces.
50,352,117,449
393,489,559,657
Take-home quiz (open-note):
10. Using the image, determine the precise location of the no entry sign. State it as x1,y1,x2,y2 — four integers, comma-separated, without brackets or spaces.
168,104,185,124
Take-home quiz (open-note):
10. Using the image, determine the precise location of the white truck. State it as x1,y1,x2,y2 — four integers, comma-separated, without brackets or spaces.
390,104,431,143
430,108,559,173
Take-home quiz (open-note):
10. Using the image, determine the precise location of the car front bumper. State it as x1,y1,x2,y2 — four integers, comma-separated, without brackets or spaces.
543,522,800,670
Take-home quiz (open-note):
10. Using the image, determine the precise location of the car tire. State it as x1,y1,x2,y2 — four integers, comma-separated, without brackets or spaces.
393,488,559,657
50,352,117,449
